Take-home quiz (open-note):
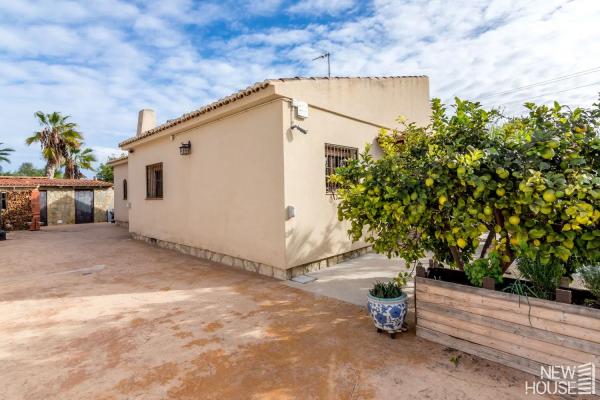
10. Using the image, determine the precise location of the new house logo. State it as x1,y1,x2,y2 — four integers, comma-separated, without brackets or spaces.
525,363,596,395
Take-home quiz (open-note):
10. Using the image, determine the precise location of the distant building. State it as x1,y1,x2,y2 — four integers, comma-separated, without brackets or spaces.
0,177,113,230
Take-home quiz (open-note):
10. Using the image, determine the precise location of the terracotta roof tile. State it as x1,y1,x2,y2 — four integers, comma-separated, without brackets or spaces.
118,76,427,147
106,154,128,165
0,176,113,188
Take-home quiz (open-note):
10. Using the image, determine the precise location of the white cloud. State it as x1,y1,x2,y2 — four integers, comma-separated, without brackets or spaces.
288,0,357,15
0,0,599,174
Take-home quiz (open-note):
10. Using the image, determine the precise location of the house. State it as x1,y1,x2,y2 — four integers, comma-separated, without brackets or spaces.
112,76,430,279
106,155,129,227
0,177,114,230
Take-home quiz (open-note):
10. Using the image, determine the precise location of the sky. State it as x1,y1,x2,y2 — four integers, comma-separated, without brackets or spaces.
1,0,599,174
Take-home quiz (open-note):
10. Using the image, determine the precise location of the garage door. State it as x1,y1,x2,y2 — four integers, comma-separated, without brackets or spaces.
40,190,47,226
75,190,94,224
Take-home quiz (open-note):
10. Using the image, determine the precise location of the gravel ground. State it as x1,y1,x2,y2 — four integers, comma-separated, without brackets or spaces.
0,223,550,399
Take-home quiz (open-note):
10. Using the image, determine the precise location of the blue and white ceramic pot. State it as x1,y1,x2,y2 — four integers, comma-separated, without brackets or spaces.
367,292,408,333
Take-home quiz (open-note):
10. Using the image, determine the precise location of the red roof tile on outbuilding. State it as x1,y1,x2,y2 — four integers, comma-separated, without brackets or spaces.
0,176,113,188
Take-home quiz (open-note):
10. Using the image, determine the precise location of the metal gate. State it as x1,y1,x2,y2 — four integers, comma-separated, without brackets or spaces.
40,190,47,226
74,190,94,224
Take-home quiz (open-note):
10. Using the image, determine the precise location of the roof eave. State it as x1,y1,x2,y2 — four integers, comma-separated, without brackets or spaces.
120,85,280,149
106,157,128,167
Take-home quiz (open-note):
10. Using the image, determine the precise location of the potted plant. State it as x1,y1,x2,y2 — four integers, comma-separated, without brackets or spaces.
367,272,410,338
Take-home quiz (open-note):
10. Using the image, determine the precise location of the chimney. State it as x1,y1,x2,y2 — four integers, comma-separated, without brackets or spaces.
136,109,156,136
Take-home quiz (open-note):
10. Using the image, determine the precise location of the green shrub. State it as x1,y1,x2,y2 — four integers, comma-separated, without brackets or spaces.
370,280,403,299
516,254,564,298
464,252,503,287
333,97,600,277
580,265,600,298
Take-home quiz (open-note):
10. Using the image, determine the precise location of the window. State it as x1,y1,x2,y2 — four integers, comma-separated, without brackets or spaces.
325,143,358,193
0,192,6,210
123,179,128,200
146,163,163,199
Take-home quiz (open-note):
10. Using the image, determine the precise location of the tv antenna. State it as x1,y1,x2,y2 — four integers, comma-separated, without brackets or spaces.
312,52,331,78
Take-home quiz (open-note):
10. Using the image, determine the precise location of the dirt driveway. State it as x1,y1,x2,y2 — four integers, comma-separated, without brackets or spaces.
0,224,543,399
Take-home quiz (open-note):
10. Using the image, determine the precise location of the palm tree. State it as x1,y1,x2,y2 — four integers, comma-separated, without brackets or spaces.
0,142,14,165
25,111,83,178
64,147,96,179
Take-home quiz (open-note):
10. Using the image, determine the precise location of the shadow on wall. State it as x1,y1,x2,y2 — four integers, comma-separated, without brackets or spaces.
285,205,361,269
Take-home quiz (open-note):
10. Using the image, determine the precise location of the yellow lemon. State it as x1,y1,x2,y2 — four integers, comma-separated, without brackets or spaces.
457,238,467,248
439,195,447,205
508,215,520,225
484,206,493,216
425,178,434,187
496,187,506,197
542,190,556,203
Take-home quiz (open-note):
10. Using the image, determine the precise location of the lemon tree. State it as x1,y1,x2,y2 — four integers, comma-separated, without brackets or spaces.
332,97,600,273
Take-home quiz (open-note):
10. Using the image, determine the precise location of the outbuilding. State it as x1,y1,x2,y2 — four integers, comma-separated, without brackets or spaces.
0,177,114,230
112,76,430,279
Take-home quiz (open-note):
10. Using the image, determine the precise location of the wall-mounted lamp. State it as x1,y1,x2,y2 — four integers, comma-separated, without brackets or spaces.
179,141,191,155
291,125,308,135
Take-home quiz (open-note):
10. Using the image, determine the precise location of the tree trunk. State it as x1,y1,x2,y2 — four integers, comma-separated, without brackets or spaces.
493,209,515,272
45,163,56,179
480,230,495,259
449,245,465,270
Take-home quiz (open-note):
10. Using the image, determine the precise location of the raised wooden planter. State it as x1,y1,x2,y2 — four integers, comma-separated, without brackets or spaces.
415,274,600,389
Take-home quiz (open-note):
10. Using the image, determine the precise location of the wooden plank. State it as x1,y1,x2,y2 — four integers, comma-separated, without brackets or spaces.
417,326,542,377
418,301,600,355
417,290,600,343
419,317,583,368
418,309,594,365
416,280,600,331
417,327,600,399
416,276,600,319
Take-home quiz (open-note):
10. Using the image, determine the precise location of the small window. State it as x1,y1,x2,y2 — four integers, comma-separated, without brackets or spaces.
325,143,358,193
0,192,6,210
123,179,128,200
146,163,163,199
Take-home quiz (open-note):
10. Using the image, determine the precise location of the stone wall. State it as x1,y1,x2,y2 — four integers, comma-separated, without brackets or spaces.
47,188,75,225
1,190,32,230
94,188,114,223
131,232,370,280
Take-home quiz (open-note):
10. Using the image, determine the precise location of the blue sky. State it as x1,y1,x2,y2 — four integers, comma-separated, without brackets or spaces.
1,0,600,174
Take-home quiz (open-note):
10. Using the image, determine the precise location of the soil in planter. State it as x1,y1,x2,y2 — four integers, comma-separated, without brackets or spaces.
425,267,599,307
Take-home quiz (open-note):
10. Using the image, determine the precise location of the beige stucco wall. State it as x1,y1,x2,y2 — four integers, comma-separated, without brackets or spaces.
112,163,129,223
281,77,430,268
47,188,75,225
274,77,430,129
126,100,286,268
94,188,114,223
121,77,430,272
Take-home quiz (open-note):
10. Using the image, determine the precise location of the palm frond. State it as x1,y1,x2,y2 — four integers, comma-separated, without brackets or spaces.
0,142,14,163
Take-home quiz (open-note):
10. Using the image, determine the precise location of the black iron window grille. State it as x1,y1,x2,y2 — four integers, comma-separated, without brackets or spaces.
325,143,358,194
146,163,163,199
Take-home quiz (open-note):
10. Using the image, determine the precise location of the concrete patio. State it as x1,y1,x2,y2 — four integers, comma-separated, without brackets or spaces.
0,224,543,399
285,253,414,307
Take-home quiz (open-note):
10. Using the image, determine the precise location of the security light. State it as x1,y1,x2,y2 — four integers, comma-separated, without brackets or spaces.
291,125,308,135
